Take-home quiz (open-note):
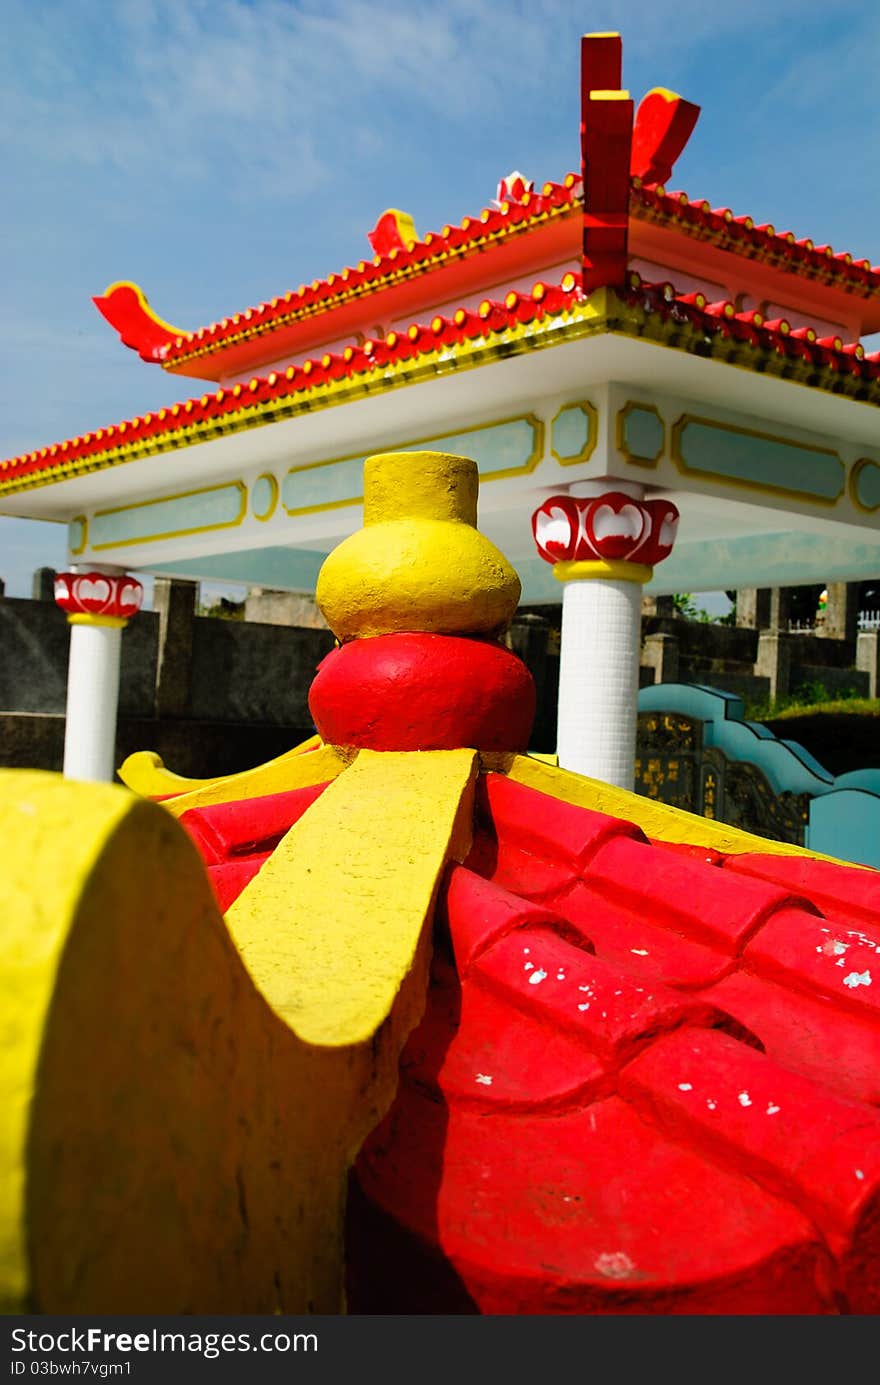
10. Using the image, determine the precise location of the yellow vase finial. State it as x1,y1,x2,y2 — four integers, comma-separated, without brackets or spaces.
315,450,521,641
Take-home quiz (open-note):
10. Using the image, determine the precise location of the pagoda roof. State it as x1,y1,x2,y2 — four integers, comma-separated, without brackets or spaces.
4,270,879,501
159,749,880,1314
7,29,880,506
93,173,880,381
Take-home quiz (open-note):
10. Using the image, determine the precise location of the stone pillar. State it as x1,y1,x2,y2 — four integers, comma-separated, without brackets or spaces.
857,631,880,699
824,582,860,642
736,587,770,629
736,587,791,630
755,630,792,703
768,587,792,631
532,484,679,789
54,570,144,782
32,567,57,602
641,631,680,684
244,588,328,628
154,578,197,718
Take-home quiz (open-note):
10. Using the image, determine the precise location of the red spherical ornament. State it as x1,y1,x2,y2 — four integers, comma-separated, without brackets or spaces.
309,632,536,752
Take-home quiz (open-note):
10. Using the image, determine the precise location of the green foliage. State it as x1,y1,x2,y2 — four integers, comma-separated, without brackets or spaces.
671,593,717,624
197,596,245,620
744,683,878,721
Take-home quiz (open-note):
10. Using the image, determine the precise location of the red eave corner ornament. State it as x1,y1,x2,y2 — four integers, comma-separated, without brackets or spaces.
367,209,419,259
92,280,186,362
581,32,700,292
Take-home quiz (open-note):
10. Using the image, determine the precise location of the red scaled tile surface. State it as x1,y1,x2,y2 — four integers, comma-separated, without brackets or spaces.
346,772,880,1314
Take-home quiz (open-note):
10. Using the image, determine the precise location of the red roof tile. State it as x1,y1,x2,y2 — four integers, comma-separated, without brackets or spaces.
5,269,879,493
178,766,880,1313
140,177,880,372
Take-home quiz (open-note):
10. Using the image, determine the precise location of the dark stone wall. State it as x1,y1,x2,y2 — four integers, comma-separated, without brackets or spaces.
188,618,333,724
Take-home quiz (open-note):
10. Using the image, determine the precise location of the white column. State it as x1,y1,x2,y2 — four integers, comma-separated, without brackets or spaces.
557,573,643,788
63,620,124,782
55,569,144,783
531,480,679,791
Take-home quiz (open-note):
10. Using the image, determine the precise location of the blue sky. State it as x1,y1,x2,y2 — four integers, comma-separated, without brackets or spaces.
1,0,878,604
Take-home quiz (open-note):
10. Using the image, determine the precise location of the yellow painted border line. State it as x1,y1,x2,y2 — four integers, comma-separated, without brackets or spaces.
5,288,879,501
849,457,880,514
281,412,545,518
483,751,869,866
90,481,247,551
616,400,665,467
550,400,599,467
670,413,845,509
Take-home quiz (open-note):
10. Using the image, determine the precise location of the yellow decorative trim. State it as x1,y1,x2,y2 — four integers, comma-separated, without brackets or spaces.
670,414,845,508
67,614,128,629
849,457,880,514
91,482,247,551
251,472,279,522
101,280,185,338
160,742,350,817
282,412,545,519
550,401,599,466
68,515,88,556
483,753,867,866
615,401,665,467
118,736,322,798
553,559,653,584
162,201,580,370
8,286,877,502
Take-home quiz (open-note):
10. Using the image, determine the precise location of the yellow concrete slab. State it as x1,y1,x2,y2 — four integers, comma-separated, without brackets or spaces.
227,748,478,1046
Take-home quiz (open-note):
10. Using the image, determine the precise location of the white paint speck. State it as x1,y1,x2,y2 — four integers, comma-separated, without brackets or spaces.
855,1169,865,1181
523,962,534,971
614,990,622,996
821,939,849,957
843,970,872,989
523,947,530,954
594,1251,635,1280
578,1002,590,1012
707,1099,717,1111
766,1103,780,1115
578,985,591,993
556,970,566,980
738,1091,752,1108
529,968,548,986
678,1083,693,1092
631,949,649,956
475,1073,493,1086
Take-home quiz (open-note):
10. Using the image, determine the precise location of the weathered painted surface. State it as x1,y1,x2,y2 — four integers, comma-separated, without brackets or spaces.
348,768,880,1313
0,752,474,1311
225,748,477,1047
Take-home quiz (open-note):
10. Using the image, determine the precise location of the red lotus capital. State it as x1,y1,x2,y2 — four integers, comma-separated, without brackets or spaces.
532,492,679,567
54,572,144,620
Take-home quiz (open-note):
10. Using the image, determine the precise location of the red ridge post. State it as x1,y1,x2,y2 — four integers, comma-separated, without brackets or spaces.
580,33,633,292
